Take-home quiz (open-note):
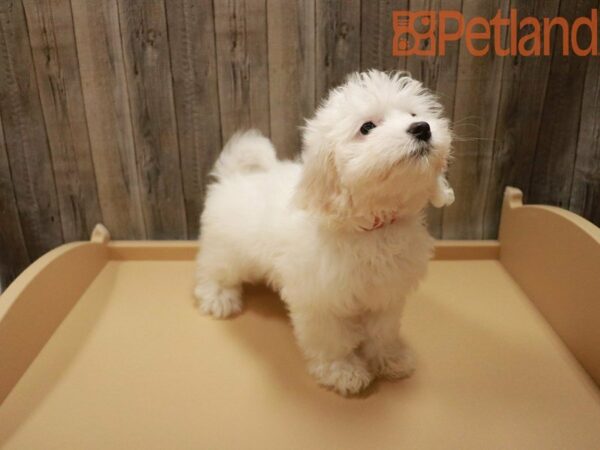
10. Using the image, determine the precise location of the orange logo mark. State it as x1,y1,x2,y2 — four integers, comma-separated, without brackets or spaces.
392,9,598,57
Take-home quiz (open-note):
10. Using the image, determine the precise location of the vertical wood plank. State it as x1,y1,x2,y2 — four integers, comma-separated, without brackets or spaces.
267,0,316,158
214,0,270,141
0,116,29,288
403,0,430,79
482,0,560,238
316,0,361,100
528,0,597,209
570,50,600,226
403,0,462,110
165,0,222,239
0,0,63,258
442,0,508,239
360,0,408,72
117,0,187,239
23,0,103,242
71,0,146,239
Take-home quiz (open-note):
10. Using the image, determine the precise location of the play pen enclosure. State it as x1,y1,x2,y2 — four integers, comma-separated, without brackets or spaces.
0,0,599,286
0,188,599,449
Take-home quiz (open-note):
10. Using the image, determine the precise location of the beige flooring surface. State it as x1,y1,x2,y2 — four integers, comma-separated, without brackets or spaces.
1,260,600,449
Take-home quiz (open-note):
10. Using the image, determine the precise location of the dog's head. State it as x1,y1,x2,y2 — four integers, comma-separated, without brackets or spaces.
295,70,453,226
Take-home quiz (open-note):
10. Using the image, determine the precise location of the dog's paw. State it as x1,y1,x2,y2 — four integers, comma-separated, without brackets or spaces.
308,355,373,396
377,347,416,380
194,282,242,318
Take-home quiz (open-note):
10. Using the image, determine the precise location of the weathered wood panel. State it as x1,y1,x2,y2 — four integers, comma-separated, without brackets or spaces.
361,0,408,72
165,0,222,238
71,0,146,239
214,0,270,141
267,0,316,158
483,0,560,238
570,48,600,225
23,0,103,242
529,0,597,209
0,116,29,288
442,0,509,239
1,1,599,285
316,0,361,99
0,0,63,259
118,0,187,239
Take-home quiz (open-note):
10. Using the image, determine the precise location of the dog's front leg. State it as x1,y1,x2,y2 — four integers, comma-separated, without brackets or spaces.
289,307,373,395
362,305,415,380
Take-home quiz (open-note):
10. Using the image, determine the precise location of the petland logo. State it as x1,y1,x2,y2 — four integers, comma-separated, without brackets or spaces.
393,9,598,56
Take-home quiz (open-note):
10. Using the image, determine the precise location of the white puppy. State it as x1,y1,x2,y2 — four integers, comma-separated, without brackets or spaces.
195,70,454,395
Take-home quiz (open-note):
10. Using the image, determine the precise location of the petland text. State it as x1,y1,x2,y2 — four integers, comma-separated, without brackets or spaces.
393,9,598,57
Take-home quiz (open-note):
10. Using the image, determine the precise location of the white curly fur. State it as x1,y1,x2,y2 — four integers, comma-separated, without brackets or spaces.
195,70,453,395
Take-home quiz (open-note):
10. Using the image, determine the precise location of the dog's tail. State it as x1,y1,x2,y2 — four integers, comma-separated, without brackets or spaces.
212,129,278,179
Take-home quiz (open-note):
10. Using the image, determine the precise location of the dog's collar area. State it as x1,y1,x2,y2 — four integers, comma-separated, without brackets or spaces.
355,211,399,232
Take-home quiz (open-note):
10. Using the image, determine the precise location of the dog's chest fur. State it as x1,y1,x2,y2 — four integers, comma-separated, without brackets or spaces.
278,217,433,315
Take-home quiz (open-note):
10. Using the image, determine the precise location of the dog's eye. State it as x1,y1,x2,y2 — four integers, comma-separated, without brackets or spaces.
411,113,416,117
360,121,376,135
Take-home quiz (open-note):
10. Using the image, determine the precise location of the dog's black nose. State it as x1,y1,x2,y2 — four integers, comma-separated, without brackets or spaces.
407,121,431,141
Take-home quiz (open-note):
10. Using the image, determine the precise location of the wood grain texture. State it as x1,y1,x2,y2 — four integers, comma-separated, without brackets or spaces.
403,0,462,112
267,0,315,158
0,0,63,258
214,0,270,141
71,0,146,239
22,0,102,242
442,0,509,239
360,0,408,71
165,0,222,239
117,0,187,239
570,48,600,225
528,0,597,209
1,2,599,284
0,116,29,288
482,0,560,238
316,0,361,99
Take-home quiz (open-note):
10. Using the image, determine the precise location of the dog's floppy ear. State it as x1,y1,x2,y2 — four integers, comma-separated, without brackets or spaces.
430,174,455,208
294,142,350,217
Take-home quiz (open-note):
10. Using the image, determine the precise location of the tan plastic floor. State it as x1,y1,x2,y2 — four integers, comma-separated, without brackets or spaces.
1,259,600,449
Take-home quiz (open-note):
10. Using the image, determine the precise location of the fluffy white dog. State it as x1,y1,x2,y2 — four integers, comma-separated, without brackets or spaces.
195,70,454,395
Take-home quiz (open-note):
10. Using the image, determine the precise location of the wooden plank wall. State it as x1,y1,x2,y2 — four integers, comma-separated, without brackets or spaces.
0,0,599,285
